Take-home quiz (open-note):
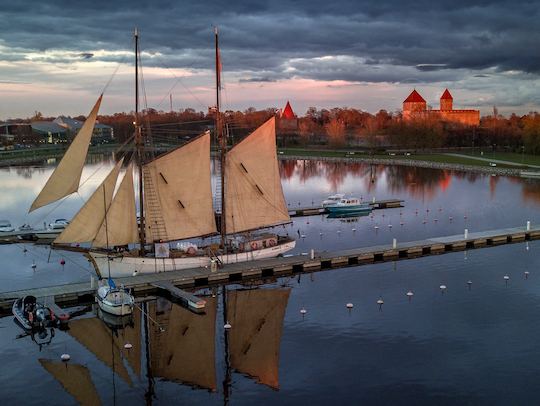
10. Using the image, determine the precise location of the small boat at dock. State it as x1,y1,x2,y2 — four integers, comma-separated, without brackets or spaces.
12,295,60,331
325,197,372,214
96,278,134,316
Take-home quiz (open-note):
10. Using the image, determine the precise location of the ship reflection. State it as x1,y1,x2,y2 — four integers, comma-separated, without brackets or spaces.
39,287,290,404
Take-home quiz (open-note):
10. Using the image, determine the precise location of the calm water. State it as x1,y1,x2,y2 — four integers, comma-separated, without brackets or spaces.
1,157,540,404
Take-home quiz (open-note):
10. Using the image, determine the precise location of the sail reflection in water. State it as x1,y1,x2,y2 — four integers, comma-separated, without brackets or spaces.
149,296,217,391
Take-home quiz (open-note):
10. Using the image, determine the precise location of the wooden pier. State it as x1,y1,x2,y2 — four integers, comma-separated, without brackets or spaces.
0,224,538,314
289,198,404,217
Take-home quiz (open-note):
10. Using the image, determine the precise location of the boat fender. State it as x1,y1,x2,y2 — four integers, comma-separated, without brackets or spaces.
250,241,258,250
187,246,196,255
268,239,276,247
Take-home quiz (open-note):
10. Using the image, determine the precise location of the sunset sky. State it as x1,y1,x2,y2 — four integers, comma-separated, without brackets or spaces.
1,0,539,118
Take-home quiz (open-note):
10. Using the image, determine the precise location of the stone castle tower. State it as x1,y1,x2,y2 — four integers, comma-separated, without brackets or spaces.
440,88,453,111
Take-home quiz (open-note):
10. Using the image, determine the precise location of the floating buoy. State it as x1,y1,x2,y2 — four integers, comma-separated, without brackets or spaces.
337,230,341,234
467,280,472,286
449,216,453,221
376,298,384,305
422,220,427,224
60,354,71,362
400,222,404,226
224,322,232,329
504,275,510,281
31,261,36,270
374,226,379,230
300,308,307,315
60,259,66,266
388,224,392,228
406,291,414,298
525,271,530,279
426,209,430,213
440,285,447,291
306,221,310,224
301,234,306,238
352,228,356,232
434,218,438,222
124,343,133,350
346,303,353,309
464,215,468,219
319,232,324,236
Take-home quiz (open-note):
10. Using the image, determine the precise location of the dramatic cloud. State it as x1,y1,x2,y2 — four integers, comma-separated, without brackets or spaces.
0,0,539,117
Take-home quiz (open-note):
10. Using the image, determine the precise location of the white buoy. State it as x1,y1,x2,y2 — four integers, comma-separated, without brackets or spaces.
346,303,353,309
400,221,404,226
406,291,414,297
504,275,510,280
60,354,71,362
319,232,324,236
434,218,438,222
31,261,36,270
467,280,472,285
388,224,392,228
352,228,356,232
124,343,133,350
440,285,447,291
224,322,232,329
376,298,384,305
449,216,453,221
337,230,341,234
374,226,379,230
300,308,307,315
301,234,306,238
525,271,530,279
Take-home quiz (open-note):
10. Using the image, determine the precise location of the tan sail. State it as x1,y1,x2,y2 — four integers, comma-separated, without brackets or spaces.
30,95,103,212
39,359,101,406
54,158,123,244
67,317,133,386
149,297,217,390
227,288,290,389
92,162,138,248
144,132,217,242
225,117,290,234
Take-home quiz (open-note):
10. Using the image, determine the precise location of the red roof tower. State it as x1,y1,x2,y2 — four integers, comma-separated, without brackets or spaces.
440,89,453,110
281,101,296,119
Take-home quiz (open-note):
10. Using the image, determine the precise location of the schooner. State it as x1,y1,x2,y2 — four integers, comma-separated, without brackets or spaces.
30,28,295,278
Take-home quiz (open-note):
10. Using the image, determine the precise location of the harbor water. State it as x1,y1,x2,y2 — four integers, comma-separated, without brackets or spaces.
1,157,540,404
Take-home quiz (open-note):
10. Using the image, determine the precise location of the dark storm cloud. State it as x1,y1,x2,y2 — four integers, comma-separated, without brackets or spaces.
1,0,540,83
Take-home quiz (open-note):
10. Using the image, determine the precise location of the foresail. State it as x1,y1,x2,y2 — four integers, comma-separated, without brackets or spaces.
92,162,138,248
144,132,217,242
224,117,290,234
29,95,103,212
54,158,123,244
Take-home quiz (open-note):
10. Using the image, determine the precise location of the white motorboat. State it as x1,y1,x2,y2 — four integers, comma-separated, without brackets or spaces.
49,219,70,229
96,278,134,316
325,197,372,214
322,194,345,208
0,220,15,233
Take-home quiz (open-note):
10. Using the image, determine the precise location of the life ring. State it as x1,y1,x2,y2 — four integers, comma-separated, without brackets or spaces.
268,239,276,247
250,241,258,250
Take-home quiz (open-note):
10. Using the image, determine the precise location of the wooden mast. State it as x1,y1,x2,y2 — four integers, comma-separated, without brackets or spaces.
215,27,226,249
135,28,146,255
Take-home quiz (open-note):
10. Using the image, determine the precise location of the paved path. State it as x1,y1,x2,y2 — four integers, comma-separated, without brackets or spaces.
445,153,540,169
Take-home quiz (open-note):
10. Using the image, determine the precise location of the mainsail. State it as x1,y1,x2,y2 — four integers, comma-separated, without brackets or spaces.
224,117,290,234
92,162,138,248
54,158,123,244
227,288,290,389
143,132,217,242
39,359,101,406
29,95,103,212
149,298,217,390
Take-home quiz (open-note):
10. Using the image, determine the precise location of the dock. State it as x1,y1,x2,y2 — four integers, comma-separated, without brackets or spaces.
289,198,404,217
0,224,538,314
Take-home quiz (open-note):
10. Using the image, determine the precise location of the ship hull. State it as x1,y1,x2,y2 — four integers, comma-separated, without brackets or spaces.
89,240,296,278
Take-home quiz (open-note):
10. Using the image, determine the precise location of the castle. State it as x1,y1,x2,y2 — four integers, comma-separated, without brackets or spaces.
403,89,479,126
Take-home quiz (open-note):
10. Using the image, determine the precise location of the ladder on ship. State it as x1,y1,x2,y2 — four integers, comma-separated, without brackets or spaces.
143,166,168,242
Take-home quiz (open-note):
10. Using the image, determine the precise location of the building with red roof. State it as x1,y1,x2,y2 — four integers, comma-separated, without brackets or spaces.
281,101,296,120
278,100,298,131
402,89,479,126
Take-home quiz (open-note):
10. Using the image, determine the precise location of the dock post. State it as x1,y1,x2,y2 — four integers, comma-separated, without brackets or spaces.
464,229,468,239
210,259,217,273
310,249,315,259
527,221,531,231
392,238,397,249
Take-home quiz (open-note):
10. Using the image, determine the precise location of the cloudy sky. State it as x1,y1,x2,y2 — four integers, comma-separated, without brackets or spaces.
1,0,539,118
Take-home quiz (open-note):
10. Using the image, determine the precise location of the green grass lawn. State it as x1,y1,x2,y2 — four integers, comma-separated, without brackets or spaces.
462,151,540,166
279,148,525,168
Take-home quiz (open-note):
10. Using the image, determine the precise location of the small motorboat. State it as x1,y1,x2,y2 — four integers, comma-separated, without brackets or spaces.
322,194,345,208
0,220,15,233
12,295,59,331
49,218,70,229
325,197,372,214
96,278,134,316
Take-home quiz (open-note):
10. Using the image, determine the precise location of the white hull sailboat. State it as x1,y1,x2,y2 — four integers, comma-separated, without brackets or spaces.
30,29,295,279
89,239,296,277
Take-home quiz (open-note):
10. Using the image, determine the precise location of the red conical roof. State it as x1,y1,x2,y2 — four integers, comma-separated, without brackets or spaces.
404,89,426,103
440,88,453,100
281,101,295,119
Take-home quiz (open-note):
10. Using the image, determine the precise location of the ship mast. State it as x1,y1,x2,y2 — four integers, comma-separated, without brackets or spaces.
135,28,146,255
215,27,226,249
